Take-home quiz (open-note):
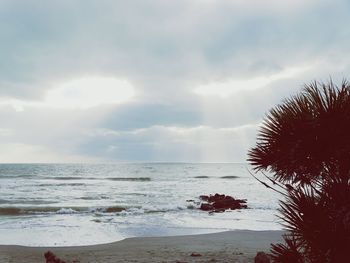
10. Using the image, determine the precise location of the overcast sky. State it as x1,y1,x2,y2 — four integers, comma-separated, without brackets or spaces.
0,0,349,163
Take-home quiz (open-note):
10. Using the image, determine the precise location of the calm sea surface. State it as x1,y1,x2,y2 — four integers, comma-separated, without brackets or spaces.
0,163,281,246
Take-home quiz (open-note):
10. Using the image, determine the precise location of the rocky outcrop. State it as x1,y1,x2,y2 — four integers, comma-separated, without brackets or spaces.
198,193,247,213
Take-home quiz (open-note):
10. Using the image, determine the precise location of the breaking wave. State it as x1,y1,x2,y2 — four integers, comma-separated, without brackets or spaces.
41,176,151,182
0,204,185,216
0,206,127,216
0,175,152,182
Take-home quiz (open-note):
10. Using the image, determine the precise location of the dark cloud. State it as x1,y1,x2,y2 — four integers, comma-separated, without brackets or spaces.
101,103,203,130
1,0,348,98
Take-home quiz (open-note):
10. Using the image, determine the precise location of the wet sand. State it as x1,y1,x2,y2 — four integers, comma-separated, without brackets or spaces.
0,230,283,262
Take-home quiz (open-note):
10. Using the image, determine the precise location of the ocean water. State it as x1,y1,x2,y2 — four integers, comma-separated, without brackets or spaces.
0,163,281,246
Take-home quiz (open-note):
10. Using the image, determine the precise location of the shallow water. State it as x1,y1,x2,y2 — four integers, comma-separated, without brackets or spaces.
0,163,281,246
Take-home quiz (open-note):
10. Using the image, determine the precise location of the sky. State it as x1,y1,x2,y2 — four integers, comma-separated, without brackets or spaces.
0,0,349,163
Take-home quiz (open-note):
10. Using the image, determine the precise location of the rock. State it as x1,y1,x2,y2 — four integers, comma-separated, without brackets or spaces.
44,251,66,263
105,207,125,213
198,193,247,212
200,203,214,211
213,199,234,209
254,251,270,263
190,252,202,257
235,199,247,203
208,193,225,202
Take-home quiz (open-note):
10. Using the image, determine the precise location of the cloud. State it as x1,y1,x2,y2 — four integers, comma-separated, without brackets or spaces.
80,124,258,162
0,0,349,162
0,143,100,163
0,0,347,100
0,76,135,111
193,64,312,97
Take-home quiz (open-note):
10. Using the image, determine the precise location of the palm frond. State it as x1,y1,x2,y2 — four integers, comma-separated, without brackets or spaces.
248,80,350,185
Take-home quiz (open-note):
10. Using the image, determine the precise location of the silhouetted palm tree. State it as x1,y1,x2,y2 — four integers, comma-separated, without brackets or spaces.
248,80,350,262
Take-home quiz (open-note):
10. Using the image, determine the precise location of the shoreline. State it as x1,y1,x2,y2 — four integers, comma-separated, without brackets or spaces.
0,230,284,262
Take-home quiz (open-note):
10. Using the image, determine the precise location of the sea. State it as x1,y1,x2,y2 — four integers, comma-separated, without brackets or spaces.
0,163,281,246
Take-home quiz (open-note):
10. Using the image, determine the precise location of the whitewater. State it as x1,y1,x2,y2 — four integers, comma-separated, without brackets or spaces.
0,163,281,246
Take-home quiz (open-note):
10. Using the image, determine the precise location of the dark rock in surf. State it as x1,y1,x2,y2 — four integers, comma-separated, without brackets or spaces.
200,203,214,211
198,193,247,213
105,206,125,213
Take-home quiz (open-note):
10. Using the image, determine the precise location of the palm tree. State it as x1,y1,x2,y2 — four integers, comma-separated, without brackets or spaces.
248,80,350,262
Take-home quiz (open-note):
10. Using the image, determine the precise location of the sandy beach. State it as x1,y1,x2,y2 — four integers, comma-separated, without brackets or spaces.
0,230,283,263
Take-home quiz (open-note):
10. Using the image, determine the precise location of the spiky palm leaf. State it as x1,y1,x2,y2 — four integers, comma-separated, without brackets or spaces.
272,181,350,262
248,81,350,185
271,235,305,263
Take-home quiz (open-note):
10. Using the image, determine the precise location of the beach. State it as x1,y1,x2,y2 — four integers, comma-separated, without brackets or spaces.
0,230,283,262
